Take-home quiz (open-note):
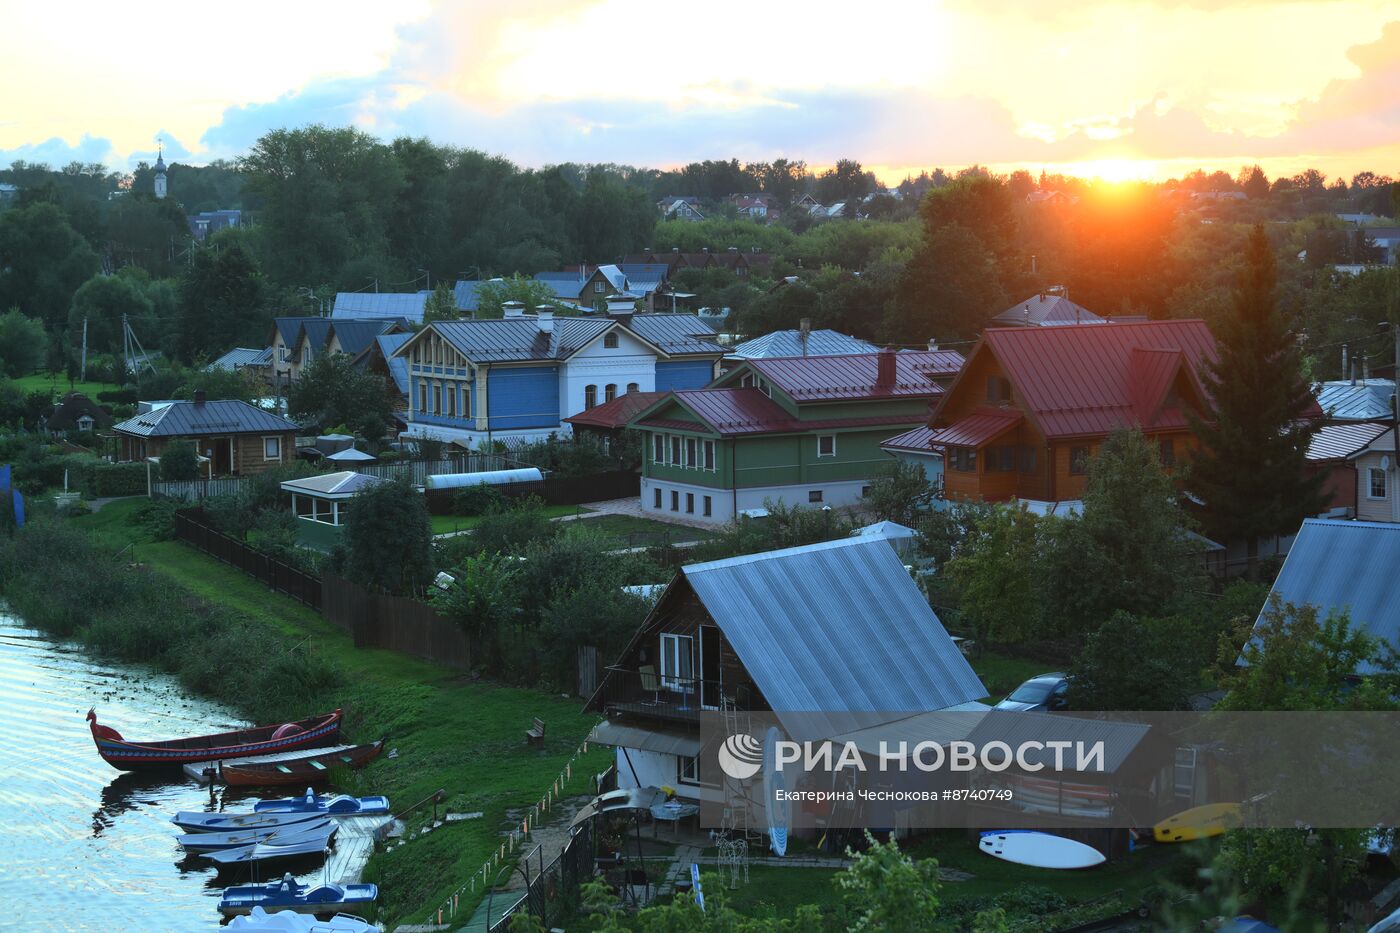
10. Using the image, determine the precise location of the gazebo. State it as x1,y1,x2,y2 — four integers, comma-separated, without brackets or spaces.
280,470,388,549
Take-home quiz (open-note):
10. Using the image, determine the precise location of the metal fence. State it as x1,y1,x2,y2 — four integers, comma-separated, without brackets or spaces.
488,818,595,933
173,510,322,610
151,455,516,501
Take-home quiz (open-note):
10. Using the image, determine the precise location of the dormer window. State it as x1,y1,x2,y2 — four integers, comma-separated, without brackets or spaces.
77,415,94,431
986,375,1012,402
603,332,619,349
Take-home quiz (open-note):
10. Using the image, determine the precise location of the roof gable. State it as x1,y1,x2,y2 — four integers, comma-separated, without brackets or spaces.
725,350,961,403
113,400,301,437
401,316,616,365
729,329,877,359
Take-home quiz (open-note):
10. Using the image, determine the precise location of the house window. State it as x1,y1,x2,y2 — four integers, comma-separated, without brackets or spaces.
584,384,598,409
654,487,663,508
948,447,977,472
1369,467,1388,499
627,382,639,393
660,633,694,691
433,383,442,414
686,438,698,468
808,490,824,503
985,445,1016,472
703,440,715,471
263,436,281,460
1159,438,1175,467
77,415,94,432
736,266,747,277
1019,446,1038,474
671,436,682,465
678,756,700,783
419,382,428,413
279,346,290,363
986,375,1012,402
605,384,617,403
671,490,680,512
686,493,695,513
1069,446,1091,475
594,280,606,294
447,384,456,417
603,332,619,348
653,434,665,463
703,495,712,517
740,374,754,388
817,435,836,458
861,485,871,498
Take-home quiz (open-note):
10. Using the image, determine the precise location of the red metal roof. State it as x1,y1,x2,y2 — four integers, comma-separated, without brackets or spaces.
635,388,923,436
880,425,940,452
1307,421,1392,461
962,321,1219,440
928,408,1023,448
564,391,669,430
746,350,963,402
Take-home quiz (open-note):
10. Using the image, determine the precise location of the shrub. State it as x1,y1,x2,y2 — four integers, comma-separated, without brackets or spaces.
471,496,557,556
452,483,506,517
97,388,139,404
160,440,200,482
134,498,180,540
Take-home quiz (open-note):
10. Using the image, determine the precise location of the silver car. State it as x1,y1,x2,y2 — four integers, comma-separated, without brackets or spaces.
994,673,1070,712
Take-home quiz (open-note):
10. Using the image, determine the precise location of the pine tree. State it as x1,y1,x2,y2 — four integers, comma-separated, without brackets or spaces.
1188,225,1325,565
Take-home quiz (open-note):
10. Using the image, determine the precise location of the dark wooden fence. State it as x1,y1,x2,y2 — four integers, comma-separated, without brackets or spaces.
173,509,323,610
426,469,639,514
321,573,471,669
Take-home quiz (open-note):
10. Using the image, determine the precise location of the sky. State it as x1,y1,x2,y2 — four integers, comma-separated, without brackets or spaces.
1,0,1397,184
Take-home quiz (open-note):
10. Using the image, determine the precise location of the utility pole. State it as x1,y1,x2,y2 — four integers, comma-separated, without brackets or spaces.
80,317,88,382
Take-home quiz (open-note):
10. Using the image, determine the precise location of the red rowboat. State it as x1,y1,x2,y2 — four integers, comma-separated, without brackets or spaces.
86,708,342,771
219,740,385,787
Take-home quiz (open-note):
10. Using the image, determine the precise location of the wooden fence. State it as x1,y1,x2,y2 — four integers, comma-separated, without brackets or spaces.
322,573,471,669
153,477,251,501
151,455,517,501
426,469,640,513
173,510,323,610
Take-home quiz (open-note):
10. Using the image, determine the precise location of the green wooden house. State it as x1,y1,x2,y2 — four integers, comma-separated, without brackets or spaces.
628,348,963,523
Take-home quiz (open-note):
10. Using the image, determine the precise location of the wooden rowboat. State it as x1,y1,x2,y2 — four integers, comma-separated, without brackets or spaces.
220,741,385,788
86,708,342,771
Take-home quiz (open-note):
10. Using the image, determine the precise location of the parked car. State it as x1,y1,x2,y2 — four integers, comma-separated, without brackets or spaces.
994,673,1069,712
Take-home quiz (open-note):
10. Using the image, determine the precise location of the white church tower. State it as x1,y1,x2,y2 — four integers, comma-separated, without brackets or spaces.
153,141,168,199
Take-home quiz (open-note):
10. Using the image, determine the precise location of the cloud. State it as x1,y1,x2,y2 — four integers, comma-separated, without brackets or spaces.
128,131,194,166
0,134,117,168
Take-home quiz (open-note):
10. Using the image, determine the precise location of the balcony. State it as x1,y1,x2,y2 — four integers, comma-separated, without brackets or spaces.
598,667,750,723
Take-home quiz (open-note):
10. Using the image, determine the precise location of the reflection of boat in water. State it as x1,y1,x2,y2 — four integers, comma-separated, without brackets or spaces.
92,771,185,837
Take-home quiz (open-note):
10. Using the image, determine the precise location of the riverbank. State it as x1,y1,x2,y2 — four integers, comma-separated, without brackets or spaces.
0,500,609,927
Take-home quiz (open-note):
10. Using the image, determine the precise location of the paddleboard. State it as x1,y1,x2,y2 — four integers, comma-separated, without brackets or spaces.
978,831,1106,869
1153,802,1241,843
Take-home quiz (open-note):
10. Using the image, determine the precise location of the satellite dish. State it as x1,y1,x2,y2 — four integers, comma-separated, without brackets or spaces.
1383,455,1392,472
762,726,790,857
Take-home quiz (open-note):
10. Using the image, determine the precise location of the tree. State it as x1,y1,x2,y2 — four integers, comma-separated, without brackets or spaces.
0,203,100,330
342,479,432,595
886,222,1007,342
287,353,395,442
0,308,48,378
176,232,270,361
1187,226,1327,566
159,440,200,481
181,365,266,404
814,158,876,206
472,275,562,319
865,460,934,526
835,833,942,932
946,505,1044,650
422,282,459,323
68,273,156,354
1237,164,1270,200
1068,611,1208,710
433,551,521,645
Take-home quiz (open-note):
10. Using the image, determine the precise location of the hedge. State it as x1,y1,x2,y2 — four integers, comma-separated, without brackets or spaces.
60,456,149,497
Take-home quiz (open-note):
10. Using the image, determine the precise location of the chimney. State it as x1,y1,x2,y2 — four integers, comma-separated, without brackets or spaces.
1363,352,1370,382
1023,306,1031,325
876,346,897,388
727,246,738,252
799,318,811,357
1342,344,1350,382
535,306,554,333
193,389,207,405
927,339,939,351
503,300,525,319
672,246,680,253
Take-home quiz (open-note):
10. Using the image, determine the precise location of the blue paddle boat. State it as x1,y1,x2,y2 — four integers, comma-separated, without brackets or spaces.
202,825,337,871
219,874,379,917
172,809,329,834
252,787,390,816
178,819,334,854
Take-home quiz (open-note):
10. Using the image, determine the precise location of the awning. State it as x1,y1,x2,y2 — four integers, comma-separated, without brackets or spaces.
590,720,701,758
929,409,1023,448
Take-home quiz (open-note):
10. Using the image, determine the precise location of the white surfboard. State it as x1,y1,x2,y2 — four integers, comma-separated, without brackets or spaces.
978,831,1106,869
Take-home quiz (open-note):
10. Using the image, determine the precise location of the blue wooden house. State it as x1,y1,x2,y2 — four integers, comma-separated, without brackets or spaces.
393,306,727,447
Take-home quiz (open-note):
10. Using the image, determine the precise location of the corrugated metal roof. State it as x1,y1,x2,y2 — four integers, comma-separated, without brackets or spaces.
327,320,396,357
207,348,266,371
371,333,411,395
992,293,1105,326
965,713,1151,774
429,317,613,363
1307,421,1391,461
565,391,669,429
534,272,586,300
280,470,386,495
682,538,986,722
929,408,1023,448
274,316,322,347
331,292,428,323
297,318,335,352
967,321,1218,440
624,314,725,356
638,389,923,437
589,720,700,757
745,350,963,402
113,400,300,437
1255,519,1400,674
1316,380,1395,422
879,425,940,452
452,279,488,312
729,329,877,359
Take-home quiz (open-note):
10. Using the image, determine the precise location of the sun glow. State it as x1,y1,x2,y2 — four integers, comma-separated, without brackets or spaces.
1059,158,1159,183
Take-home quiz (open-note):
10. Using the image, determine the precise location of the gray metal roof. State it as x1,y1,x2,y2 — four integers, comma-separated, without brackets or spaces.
280,470,386,496
428,317,614,364
113,399,300,437
297,318,335,352
992,293,1105,326
274,316,324,347
332,292,428,323
371,332,411,395
1307,421,1391,460
965,713,1152,774
1255,519,1400,674
624,314,725,357
729,329,877,359
328,319,397,357
590,720,700,757
682,537,986,721
206,347,267,371
534,272,586,300
1316,380,1395,422
452,279,497,312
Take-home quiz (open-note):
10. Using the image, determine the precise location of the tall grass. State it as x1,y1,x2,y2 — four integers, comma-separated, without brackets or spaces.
0,519,341,723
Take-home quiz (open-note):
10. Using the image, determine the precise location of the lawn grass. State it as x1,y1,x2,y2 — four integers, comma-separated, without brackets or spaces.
429,503,589,536
73,498,612,928
11,371,121,399
569,512,715,546
968,651,1061,703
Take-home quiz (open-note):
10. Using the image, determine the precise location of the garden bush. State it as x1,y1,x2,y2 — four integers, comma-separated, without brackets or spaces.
451,483,506,517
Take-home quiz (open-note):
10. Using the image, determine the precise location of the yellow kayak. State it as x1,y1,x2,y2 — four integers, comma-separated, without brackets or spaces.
1154,803,1242,843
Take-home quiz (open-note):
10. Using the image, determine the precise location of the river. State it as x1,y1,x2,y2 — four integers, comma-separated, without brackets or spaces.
0,613,314,931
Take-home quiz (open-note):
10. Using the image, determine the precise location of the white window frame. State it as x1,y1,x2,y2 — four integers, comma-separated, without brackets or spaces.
659,633,694,691
678,755,700,783
594,280,606,294
584,384,598,409
603,332,619,348
263,436,281,461
1368,467,1388,500
817,435,836,458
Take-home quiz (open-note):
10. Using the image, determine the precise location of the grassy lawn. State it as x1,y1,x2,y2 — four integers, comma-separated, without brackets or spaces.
569,512,715,546
11,371,121,399
429,503,589,535
968,651,1060,703
74,499,611,928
